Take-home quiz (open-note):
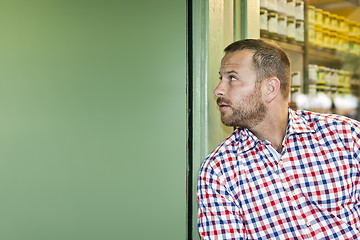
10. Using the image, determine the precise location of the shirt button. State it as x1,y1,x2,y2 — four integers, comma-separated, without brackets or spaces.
292,191,297,196
306,222,311,227
279,160,283,166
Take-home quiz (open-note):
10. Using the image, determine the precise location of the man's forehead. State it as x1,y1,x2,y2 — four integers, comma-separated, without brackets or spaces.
219,63,240,74
220,50,254,72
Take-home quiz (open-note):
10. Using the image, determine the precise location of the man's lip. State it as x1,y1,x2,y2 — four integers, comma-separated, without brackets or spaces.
217,103,229,107
218,104,230,110
217,99,231,109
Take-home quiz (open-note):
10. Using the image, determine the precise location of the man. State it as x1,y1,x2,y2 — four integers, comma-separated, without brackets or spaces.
197,39,360,239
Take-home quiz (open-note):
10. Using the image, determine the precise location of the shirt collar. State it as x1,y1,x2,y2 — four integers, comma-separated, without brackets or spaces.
237,128,260,153
286,107,315,136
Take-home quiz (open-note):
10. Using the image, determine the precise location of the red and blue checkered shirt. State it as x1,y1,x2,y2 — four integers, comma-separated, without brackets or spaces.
197,108,360,239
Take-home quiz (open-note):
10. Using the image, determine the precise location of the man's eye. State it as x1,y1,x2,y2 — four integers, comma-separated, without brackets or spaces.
230,76,237,81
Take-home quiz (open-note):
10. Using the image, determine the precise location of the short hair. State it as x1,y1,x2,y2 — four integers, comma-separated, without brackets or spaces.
224,39,291,98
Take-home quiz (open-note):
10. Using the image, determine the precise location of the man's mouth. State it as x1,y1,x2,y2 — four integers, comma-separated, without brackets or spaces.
217,98,231,110
218,103,229,107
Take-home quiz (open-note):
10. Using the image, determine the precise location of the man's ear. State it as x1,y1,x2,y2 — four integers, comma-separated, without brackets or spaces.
264,77,281,103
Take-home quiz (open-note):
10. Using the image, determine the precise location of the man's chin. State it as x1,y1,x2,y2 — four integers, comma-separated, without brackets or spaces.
220,116,237,127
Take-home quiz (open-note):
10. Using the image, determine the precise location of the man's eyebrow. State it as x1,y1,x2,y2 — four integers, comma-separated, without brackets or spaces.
219,70,237,75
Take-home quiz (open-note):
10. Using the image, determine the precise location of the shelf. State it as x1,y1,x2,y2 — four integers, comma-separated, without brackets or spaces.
308,45,360,69
261,36,304,53
308,45,344,67
308,0,359,10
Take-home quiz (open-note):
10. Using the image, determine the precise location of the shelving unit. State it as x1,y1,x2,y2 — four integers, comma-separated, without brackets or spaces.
261,36,305,53
306,0,360,69
308,47,343,67
260,0,360,119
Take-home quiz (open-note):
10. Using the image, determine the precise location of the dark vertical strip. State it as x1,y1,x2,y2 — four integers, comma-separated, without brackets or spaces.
240,0,247,39
186,0,194,239
303,0,309,94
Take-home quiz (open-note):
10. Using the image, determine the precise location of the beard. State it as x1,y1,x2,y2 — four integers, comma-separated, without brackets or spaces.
218,88,267,129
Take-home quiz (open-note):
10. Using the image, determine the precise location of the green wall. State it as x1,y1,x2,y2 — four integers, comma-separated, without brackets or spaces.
0,1,186,239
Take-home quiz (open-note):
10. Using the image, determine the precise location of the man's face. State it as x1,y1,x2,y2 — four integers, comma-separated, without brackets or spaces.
215,50,267,128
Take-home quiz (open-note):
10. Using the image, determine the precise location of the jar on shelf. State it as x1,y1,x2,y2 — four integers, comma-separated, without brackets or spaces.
344,18,350,33
295,19,304,42
338,16,345,32
323,29,331,49
290,71,302,106
322,11,330,30
315,8,323,27
308,64,318,85
286,0,295,17
315,25,323,46
267,0,278,12
308,5,316,25
278,13,287,38
324,67,332,93
317,66,326,92
308,23,316,45
291,71,301,87
278,0,287,14
329,30,338,50
349,20,357,37
343,71,352,94
260,8,268,32
338,16,349,33
355,22,360,36
338,34,345,52
295,0,304,21
260,0,268,9
268,11,278,34
356,36,360,56
330,14,339,32
337,70,345,94
349,36,357,55
330,69,339,94
308,84,317,96
287,16,296,40
343,35,350,52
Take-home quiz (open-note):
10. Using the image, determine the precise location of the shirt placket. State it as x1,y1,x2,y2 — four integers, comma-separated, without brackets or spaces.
258,141,311,238
277,152,314,239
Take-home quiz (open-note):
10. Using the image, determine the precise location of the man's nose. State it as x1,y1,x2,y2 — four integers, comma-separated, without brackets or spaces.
214,81,225,97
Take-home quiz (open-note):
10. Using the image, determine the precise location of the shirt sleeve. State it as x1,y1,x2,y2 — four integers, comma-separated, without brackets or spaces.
351,124,360,204
197,161,246,240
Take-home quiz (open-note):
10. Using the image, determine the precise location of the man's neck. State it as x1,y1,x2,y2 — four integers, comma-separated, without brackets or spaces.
249,107,289,153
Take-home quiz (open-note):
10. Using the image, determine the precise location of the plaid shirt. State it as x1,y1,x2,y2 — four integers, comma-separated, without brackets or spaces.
197,108,360,239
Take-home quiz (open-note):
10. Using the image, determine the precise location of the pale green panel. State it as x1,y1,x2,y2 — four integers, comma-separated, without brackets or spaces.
244,0,260,39
208,0,234,151
0,1,186,240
